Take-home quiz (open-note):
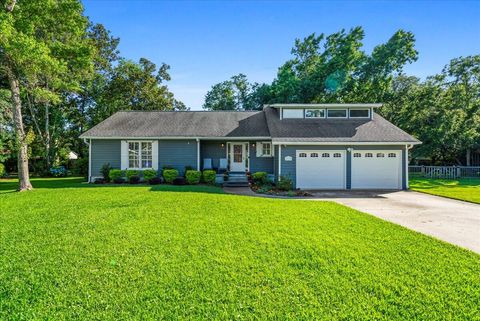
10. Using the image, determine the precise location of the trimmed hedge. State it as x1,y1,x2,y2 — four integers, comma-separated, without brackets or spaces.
125,170,139,179
109,169,124,182
163,169,179,184
202,170,216,185
143,169,157,181
252,172,268,185
185,170,201,185
277,176,293,191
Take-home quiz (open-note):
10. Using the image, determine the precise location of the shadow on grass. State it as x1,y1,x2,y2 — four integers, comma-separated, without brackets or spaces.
0,177,224,195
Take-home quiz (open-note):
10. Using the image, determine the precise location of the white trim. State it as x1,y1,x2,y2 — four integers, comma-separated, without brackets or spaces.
278,145,282,180
88,139,92,182
196,138,200,170
272,141,421,146
279,108,283,120
266,103,382,109
348,108,371,119
125,140,155,170
229,141,248,172
79,136,271,140
296,149,346,189
305,109,326,119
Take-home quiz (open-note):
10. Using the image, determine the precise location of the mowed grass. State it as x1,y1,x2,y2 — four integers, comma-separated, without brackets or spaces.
0,178,479,320
410,177,480,204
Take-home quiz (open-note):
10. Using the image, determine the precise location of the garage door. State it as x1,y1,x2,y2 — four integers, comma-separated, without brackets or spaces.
351,150,402,189
296,150,346,189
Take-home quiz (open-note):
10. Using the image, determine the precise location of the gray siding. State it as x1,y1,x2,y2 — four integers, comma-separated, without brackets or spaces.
159,140,197,175
91,139,121,176
280,145,407,189
249,142,274,173
200,141,226,170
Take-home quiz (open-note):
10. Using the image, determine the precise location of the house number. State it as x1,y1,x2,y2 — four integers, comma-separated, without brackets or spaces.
284,156,293,161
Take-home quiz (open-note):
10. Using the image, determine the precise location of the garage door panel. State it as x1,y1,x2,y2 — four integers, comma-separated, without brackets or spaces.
296,150,345,189
351,150,401,189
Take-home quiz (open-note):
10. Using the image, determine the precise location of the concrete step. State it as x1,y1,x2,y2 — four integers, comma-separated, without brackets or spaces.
223,181,250,187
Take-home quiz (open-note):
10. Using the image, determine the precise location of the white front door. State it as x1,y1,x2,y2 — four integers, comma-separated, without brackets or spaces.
230,143,246,172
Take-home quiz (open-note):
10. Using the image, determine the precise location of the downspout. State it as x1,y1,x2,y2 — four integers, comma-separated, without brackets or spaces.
405,144,413,189
278,145,282,181
196,138,200,171
83,138,92,183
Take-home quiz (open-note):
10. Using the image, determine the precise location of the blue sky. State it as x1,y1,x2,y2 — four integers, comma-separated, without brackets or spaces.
83,1,480,110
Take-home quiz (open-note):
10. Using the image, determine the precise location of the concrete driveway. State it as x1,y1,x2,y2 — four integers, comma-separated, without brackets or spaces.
310,190,480,254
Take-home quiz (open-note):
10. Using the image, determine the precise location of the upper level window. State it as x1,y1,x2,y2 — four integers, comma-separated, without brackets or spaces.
282,109,304,119
327,109,347,118
349,109,370,118
305,109,325,118
129,141,152,169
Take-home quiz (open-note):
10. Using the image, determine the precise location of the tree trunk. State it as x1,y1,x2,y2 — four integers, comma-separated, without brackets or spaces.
466,149,471,166
45,103,51,170
8,71,33,191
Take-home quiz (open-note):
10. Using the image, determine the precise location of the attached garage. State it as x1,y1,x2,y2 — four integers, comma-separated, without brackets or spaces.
296,150,346,189
351,150,402,189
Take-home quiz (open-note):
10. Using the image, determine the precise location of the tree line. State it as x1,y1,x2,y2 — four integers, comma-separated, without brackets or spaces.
1,0,185,190
203,28,480,166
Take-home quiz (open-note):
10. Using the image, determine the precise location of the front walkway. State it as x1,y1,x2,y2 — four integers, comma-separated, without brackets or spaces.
223,187,480,254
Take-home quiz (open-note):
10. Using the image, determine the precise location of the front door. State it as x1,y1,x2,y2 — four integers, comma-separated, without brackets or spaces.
230,143,246,172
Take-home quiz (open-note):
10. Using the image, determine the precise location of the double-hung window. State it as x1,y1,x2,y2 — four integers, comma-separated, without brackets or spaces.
128,141,153,169
257,142,273,157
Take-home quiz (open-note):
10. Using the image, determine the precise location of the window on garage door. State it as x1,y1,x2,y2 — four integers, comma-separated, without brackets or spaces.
377,153,385,158
365,153,373,158
333,153,341,158
388,153,397,157
322,153,330,157
299,153,307,157
310,153,319,157
353,153,361,157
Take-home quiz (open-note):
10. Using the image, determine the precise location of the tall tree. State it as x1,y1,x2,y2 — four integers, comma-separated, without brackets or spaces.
0,0,93,190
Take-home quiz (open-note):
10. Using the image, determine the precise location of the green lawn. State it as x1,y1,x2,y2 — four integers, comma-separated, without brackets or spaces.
1,178,479,320
410,177,480,204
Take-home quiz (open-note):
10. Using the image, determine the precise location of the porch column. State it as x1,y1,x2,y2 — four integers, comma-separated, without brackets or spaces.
196,138,200,171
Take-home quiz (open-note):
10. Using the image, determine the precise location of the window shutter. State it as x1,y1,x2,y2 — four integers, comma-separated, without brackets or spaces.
121,140,128,170
152,140,159,170
256,142,262,157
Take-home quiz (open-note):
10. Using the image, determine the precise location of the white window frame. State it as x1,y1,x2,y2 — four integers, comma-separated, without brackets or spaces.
256,141,273,157
127,140,154,169
349,108,371,119
305,109,326,118
327,109,348,119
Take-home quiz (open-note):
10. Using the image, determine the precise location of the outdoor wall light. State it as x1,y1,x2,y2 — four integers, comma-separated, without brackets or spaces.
221,143,224,147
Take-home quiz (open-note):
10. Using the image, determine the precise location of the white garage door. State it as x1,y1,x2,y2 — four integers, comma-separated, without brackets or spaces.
351,150,402,189
296,150,346,189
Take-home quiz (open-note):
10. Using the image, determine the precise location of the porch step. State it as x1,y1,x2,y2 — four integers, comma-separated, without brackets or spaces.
223,181,250,187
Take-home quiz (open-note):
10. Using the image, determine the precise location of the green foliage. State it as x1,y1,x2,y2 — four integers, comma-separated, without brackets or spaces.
410,178,480,204
185,170,201,185
100,163,112,182
277,176,293,191
202,170,216,185
109,169,124,181
252,172,268,185
142,169,157,181
0,177,479,319
125,170,139,179
0,163,5,177
163,169,179,184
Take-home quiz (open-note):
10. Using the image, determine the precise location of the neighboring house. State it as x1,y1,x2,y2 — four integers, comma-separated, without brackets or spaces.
80,104,420,190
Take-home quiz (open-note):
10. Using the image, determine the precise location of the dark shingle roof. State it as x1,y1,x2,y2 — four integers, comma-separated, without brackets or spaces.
80,107,420,143
80,110,270,138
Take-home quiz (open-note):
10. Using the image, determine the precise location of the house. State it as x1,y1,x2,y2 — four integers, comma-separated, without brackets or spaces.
80,104,421,190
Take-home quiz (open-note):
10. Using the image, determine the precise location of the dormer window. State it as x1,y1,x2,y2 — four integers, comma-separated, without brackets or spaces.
305,109,325,118
349,109,370,118
282,109,304,119
327,109,347,118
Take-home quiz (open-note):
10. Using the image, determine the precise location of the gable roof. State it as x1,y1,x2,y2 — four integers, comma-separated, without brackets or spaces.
80,106,420,144
80,110,270,138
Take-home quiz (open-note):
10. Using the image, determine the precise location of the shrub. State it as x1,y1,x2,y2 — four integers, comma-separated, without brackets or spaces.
129,175,141,184
100,163,112,182
143,169,157,181
0,163,5,178
185,170,201,184
109,169,124,182
49,166,67,177
252,172,268,185
125,170,139,180
72,157,88,177
148,177,162,185
202,170,216,185
184,165,194,175
163,169,179,184
173,177,186,185
277,176,293,191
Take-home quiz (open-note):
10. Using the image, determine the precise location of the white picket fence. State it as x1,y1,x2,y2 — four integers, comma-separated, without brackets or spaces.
409,166,480,179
